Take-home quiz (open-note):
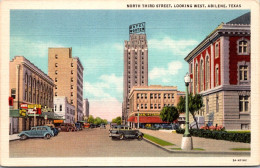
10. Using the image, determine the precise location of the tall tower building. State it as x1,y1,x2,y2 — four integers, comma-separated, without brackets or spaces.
48,48,84,123
83,98,89,117
122,33,148,124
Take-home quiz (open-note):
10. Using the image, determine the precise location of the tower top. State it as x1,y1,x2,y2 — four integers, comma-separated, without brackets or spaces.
129,22,145,35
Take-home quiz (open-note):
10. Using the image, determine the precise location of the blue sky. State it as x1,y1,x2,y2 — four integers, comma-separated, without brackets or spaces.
10,10,249,120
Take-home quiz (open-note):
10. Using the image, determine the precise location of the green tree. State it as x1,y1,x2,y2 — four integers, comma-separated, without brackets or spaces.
112,116,121,125
88,115,95,124
177,93,203,129
159,106,179,123
94,117,102,125
102,119,108,125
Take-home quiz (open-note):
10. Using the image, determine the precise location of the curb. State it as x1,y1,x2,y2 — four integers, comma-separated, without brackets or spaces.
143,138,250,155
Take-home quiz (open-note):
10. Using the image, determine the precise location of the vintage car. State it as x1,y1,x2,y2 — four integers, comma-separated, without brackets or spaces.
100,124,106,129
75,123,83,131
109,126,143,140
45,124,59,136
57,123,77,132
18,126,54,140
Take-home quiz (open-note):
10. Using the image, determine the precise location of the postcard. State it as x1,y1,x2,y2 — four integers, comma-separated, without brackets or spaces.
0,0,259,166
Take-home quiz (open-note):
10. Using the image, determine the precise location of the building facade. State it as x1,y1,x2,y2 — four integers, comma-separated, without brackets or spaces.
127,85,185,128
54,96,75,123
83,98,89,117
122,34,148,124
9,56,55,132
48,48,84,123
184,12,251,130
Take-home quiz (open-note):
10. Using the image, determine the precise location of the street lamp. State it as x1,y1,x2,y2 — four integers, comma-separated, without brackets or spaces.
137,105,140,129
181,73,193,150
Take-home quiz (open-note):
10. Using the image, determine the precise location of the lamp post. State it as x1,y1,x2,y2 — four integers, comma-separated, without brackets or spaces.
137,105,140,129
181,73,193,150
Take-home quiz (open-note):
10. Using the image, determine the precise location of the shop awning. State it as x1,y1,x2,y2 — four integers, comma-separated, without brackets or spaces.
127,116,170,124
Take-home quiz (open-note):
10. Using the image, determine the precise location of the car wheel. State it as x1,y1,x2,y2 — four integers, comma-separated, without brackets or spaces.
20,134,27,140
44,134,51,139
119,134,125,140
137,135,143,141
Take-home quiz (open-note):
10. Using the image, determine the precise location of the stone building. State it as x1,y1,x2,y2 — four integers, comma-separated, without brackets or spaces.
184,12,251,130
127,85,185,128
122,33,148,124
83,98,89,117
9,56,55,132
48,48,84,122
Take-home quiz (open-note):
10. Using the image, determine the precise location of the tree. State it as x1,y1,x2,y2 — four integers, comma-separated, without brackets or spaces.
88,115,95,124
94,117,102,125
159,106,179,123
112,116,121,125
177,93,203,129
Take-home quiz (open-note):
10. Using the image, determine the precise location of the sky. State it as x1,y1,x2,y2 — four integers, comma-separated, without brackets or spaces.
10,10,249,121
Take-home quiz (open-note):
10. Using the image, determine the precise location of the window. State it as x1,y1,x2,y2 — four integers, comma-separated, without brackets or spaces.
154,94,157,99
145,104,147,109
239,66,248,81
145,94,147,99
195,63,198,93
71,92,73,96
215,43,219,58
71,63,73,67
60,105,62,111
168,94,170,99
55,78,57,82
158,104,161,109
164,94,166,99
55,70,58,75
71,99,73,104
150,94,153,99
215,65,219,86
205,56,210,90
141,94,143,99
241,124,249,130
158,94,161,99
55,54,58,59
55,85,57,89
54,105,57,111
216,95,219,112
55,63,58,67
71,85,73,89
190,63,193,74
137,104,139,109
141,104,143,109
11,89,16,99
238,40,248,54
200,60,204,91
154,104,157,109
71,70,73,74
71,77,73,82
206,98,209,114
150,104,153,109
137,93,139,99
239,96,249,112
55,92,57,96
172,94,174,98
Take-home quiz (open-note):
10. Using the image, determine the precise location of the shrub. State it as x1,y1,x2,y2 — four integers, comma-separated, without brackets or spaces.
176,128,250,143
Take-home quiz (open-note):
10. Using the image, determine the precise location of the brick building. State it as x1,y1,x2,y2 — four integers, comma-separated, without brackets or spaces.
127,85,185,128
48,48,84,123
184,12,251,130
9,56,55,132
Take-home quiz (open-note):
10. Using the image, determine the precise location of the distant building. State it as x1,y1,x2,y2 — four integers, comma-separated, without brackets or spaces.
9,56,55,133
54,96,75,123
83,98,89,117
48,48,84,122
122,33,148,125
127,85,185,128
184,12,251,130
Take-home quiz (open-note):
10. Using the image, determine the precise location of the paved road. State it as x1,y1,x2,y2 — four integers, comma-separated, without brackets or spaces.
9,127,239,157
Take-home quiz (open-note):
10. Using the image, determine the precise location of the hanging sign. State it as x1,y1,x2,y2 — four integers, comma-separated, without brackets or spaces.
129,22,145,34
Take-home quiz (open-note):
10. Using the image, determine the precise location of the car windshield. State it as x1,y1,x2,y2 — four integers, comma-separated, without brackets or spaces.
31,128,36,131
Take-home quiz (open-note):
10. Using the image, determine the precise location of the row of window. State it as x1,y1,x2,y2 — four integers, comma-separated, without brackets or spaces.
136,93,175,99
136,103,175,110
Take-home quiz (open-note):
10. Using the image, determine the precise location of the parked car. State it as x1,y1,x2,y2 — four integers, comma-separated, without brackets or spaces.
100,124,106,129
90,124,97,128
18,126,54,140
45,124,59,136
75,123,83,131
160,124,173,130
57,123,77,132
109,126,143,140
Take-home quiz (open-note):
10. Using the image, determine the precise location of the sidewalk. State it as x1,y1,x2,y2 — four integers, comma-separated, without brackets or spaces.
140,129,250,155
9,134,20,141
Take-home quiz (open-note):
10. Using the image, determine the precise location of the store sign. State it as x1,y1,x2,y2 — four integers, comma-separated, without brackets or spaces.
129,22,145,34
54,120,64,124
27,109,36,114
20,104,28,109
136,113,160,116
28,104,41,109
19,109,27,116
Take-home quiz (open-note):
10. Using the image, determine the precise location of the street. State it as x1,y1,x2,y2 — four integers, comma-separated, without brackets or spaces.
9,127,243,157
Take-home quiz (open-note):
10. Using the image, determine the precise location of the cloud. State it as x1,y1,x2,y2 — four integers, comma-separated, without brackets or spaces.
149,61,183,83
84,73,123,121
149,37,198,56
11,37,64,58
